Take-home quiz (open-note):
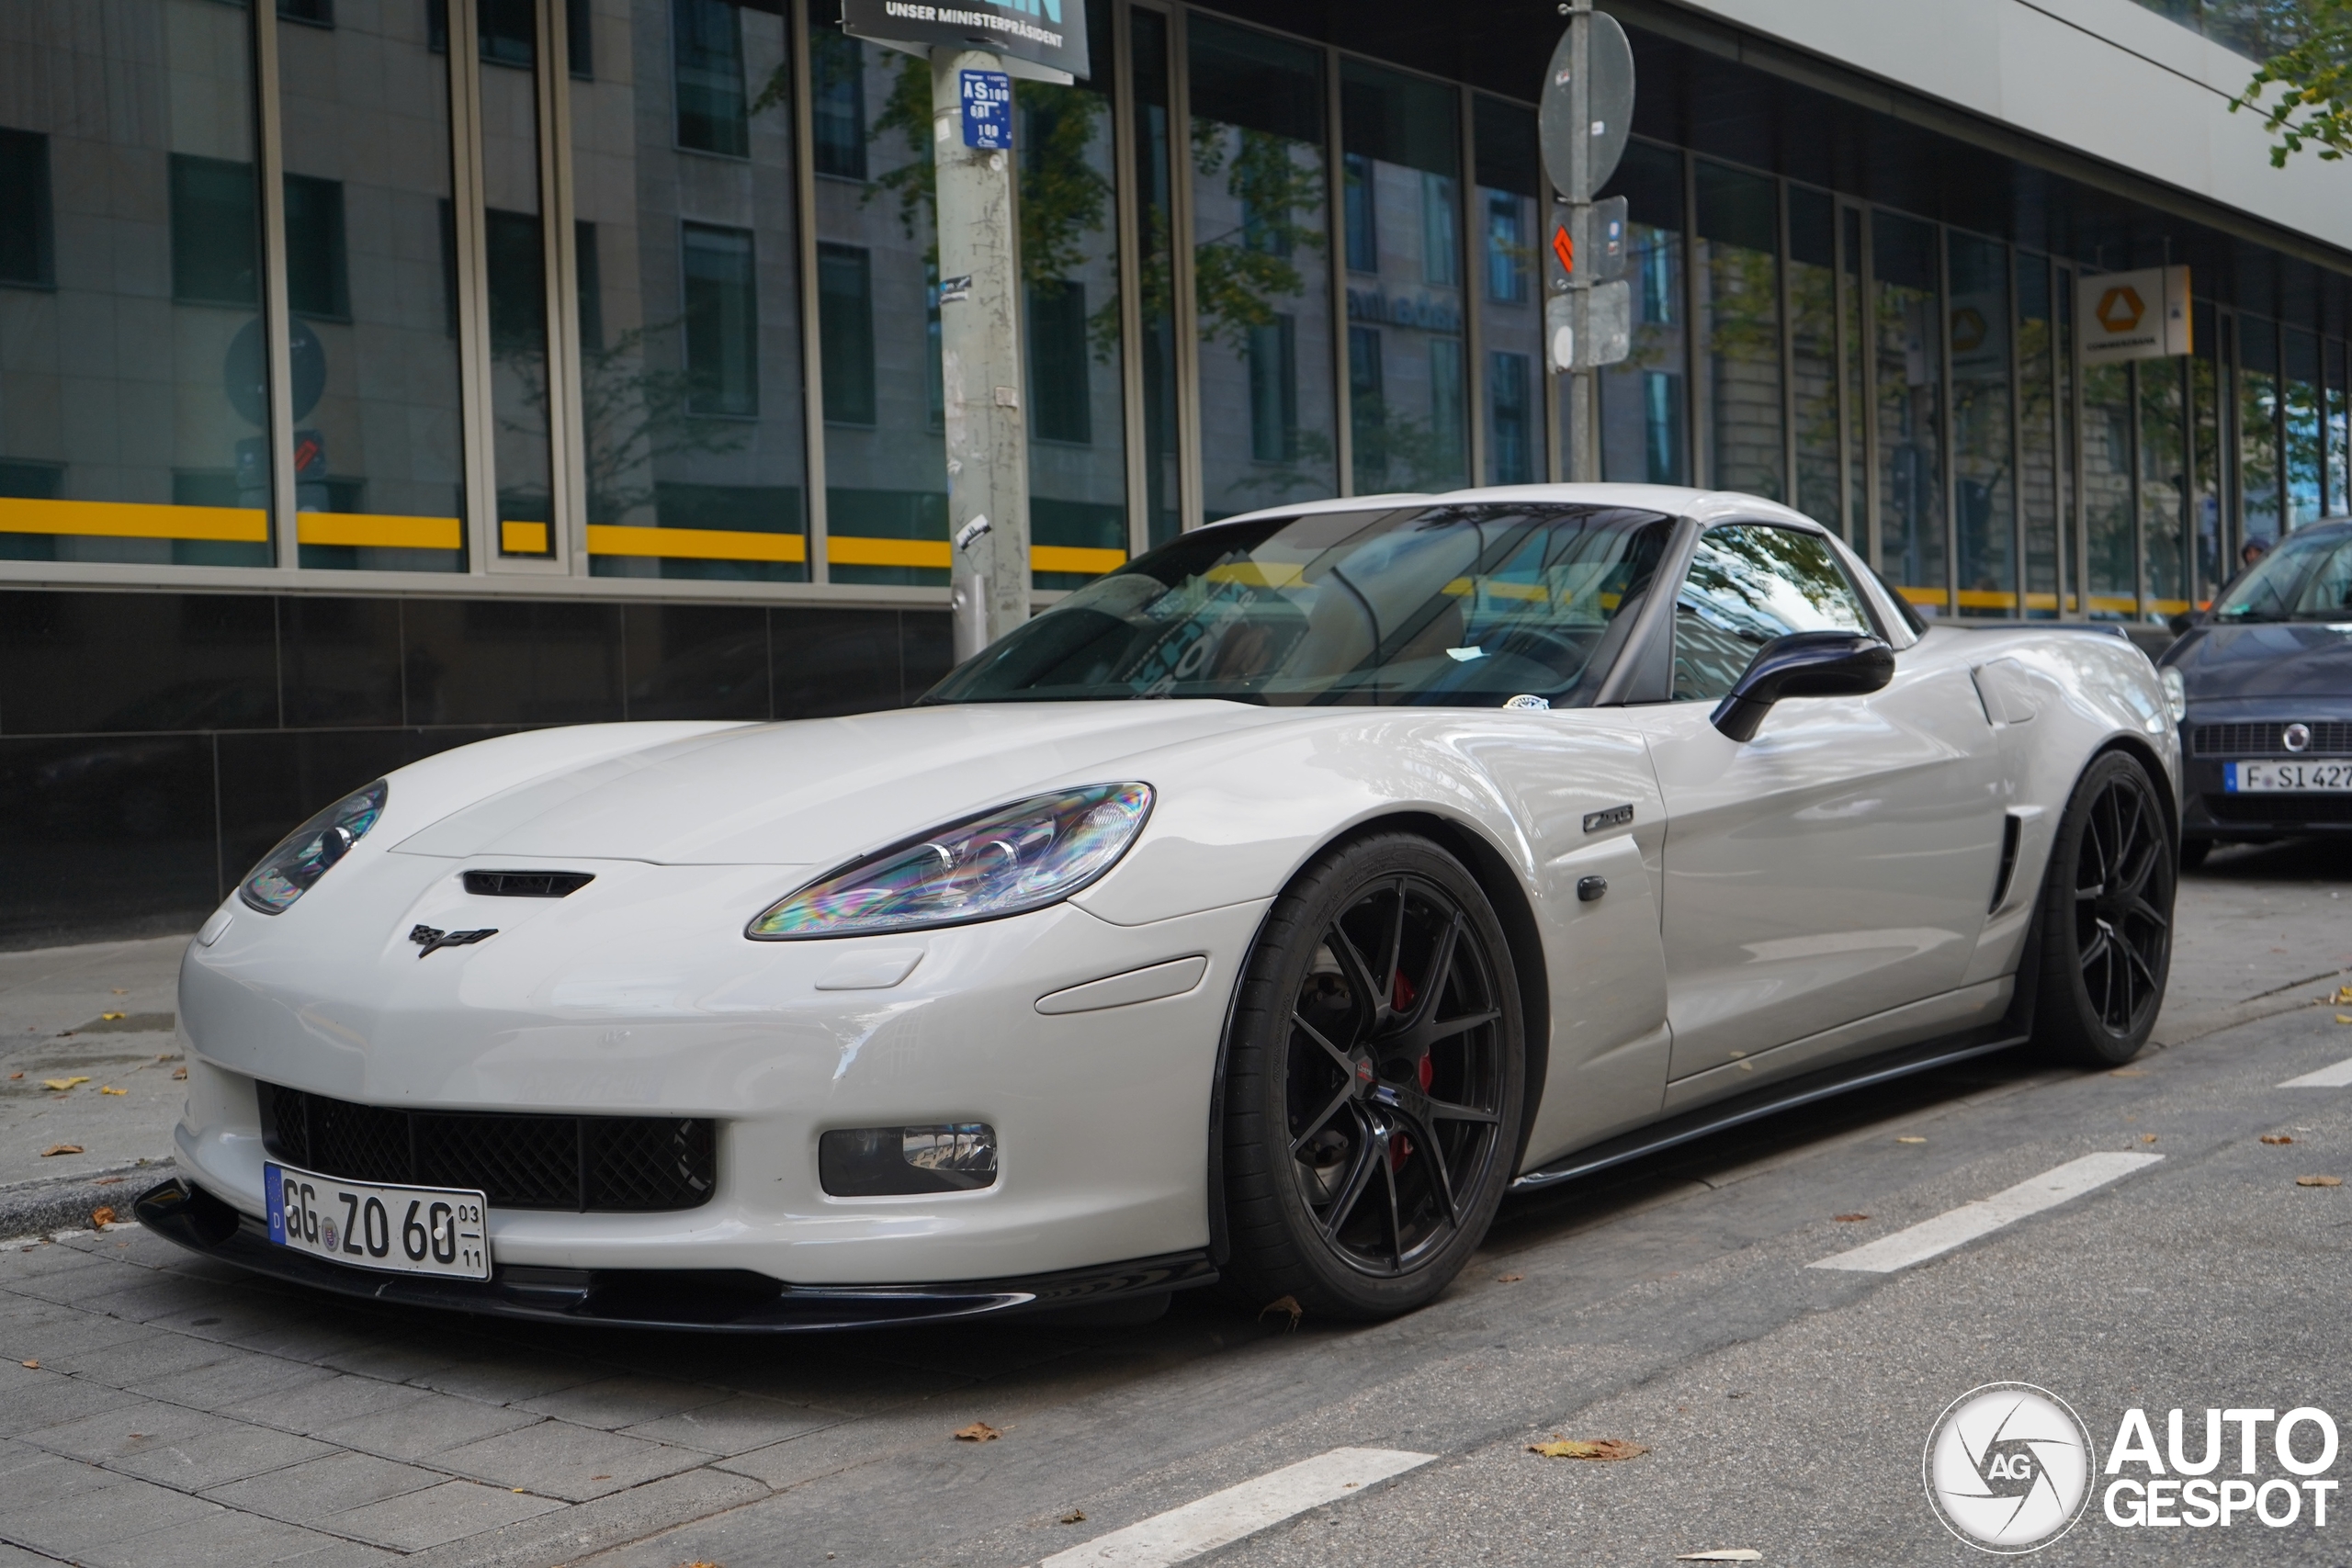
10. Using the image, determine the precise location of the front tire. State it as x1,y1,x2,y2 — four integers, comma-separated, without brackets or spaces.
1217,833,1524,1321
2031,751,2175,1066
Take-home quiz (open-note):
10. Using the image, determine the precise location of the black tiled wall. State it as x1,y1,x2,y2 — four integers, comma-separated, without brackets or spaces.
0,590,952,949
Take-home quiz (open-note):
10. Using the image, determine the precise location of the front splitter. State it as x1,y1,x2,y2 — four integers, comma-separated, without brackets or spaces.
133,1179,1216,1333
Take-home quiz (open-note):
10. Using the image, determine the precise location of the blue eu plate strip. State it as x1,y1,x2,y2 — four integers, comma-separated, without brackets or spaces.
265,1164,286,1245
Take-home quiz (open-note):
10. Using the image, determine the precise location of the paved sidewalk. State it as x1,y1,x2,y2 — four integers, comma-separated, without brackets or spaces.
0,936,188,1235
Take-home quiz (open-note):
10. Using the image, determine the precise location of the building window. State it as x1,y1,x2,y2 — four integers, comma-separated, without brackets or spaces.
480,0,537,67
277,0,334,26
1489,350,1532,483
1029,280,1092,445
1485,191,1526,304
818,241,876,425
170,153,260,306
1349,322,1385,480
673,0,748,158
567,0,593,78
0,128,53,288
1645,371,1684,484
684,222,758,416
282,174,349,320
574,220,602,354
1251,315,1301,462
1422,173,1458,288
485,208,547,357
1343,152,1376,274
810,29,867,179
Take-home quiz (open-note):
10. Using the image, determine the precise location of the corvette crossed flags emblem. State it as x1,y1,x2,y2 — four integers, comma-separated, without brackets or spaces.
408,924,498,958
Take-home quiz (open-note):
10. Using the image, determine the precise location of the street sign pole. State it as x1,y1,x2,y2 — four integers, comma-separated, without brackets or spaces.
1540,0,1634,483
1566,0,1595,482
932,51,1029,661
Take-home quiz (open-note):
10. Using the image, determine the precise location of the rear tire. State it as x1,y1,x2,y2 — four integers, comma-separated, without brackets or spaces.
1217,833,1524,1321
2030,751,2175,1067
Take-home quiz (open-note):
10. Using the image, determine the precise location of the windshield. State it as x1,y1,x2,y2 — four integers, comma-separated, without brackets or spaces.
924,502,1677,707
2213,529,2352,621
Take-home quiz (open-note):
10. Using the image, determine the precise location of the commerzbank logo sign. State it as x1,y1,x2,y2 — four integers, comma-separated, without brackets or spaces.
1925,1384,2344,1551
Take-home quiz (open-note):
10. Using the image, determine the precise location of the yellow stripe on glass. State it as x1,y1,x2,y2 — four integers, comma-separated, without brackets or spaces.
0,498,268,543
299,513,464,550
587,525,808,563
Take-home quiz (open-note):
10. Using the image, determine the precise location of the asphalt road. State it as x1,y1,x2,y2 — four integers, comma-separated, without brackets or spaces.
0,839,2348,1568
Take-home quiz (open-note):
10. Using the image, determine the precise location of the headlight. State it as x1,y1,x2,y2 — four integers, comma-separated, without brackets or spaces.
748,782,1153,940
2159,666,2187,723
240,780,388,915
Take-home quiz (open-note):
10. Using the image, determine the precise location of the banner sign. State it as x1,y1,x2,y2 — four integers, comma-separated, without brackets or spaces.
842,0,1090,83
2078,265,2192,364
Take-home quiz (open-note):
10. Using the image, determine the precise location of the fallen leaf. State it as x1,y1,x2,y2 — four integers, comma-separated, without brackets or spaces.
2338,985,2352,1004
510,1487,526,1494
2263,1134,2294,1145
2297,1175,2343,1188
99,1012,124,1021
1833,1213,1870,1223
2141,1133,2158,1144
41,1077,89,1091
1496,1273,1524,1282
89,1207,115,1228
2109,1067,2144,1077
954,1421,1001,1442
6,1071,18,1079
94,1177,121,1186
1676,1552,1762,1562
18,1359,36,1370
171,1067,187,1080
40,1145,83,1157
2338,1014,2352,1025
99,1086,126,1096
1895,1135,1927,1145
1059,1510,1087,1524
1529,1438,1648,1461
110,989,127,996
1260,1294,1304,1329
589,1474,610,1481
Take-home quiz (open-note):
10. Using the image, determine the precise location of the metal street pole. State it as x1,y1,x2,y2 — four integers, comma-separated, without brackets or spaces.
1565,0,1597,483
932,48,1029,661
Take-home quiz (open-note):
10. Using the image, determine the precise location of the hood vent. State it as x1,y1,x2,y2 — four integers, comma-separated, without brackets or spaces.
462,870,595,898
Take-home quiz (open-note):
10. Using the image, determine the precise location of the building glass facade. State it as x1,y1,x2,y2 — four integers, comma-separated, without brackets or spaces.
4,0,2351,943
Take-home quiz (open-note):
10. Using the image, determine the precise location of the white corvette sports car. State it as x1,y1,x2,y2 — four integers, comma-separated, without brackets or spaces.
140,485,2181,1329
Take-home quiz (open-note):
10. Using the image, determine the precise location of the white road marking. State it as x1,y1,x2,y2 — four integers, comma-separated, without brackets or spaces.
2279,1057,2352,1089
1038,1447,1434,1568
1807,1151,2163,1274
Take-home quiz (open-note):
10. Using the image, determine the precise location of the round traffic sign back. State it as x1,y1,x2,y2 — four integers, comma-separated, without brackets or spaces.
1538,13,1635,203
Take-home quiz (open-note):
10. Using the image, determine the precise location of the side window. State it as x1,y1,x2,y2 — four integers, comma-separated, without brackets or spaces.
1671,525,1874,703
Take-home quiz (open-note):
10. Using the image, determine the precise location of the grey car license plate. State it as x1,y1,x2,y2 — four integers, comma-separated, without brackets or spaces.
2226,761,2352,793
266,1162,490,1280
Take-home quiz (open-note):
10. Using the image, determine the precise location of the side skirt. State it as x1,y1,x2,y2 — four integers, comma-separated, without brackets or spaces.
1508,1023,2030,1193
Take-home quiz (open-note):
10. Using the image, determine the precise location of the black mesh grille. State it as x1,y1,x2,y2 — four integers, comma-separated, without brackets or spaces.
262,1083,715,1212
2204,794,2352,824
2192,722,2352,756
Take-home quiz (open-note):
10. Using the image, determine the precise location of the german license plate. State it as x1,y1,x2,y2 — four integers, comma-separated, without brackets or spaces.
266,1163,490,1280
2226,761,2352,792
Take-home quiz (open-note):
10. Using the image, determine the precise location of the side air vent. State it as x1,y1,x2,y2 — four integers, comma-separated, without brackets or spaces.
462,870,595,898
1989,813,2023,913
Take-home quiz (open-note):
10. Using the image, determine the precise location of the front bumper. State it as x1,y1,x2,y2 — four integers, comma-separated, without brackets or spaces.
134,1179,1214,1331
2179,704,2352,840
176,865,1268,1286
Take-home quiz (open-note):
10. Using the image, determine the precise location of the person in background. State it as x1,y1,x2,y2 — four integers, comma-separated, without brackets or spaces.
2170,535,2273,635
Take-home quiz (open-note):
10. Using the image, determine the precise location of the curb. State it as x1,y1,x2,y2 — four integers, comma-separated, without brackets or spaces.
0,1160,175,1241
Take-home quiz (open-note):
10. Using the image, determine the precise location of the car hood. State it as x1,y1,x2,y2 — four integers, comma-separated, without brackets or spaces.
2170,623,2352,700
390,701,1294,866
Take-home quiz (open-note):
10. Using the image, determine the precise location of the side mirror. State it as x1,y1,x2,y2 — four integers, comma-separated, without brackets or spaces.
1710,630,1894,742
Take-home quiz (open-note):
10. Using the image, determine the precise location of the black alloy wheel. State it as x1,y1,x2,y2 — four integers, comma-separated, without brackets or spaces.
2031,751,2175,1066
1219,833,1524,1319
